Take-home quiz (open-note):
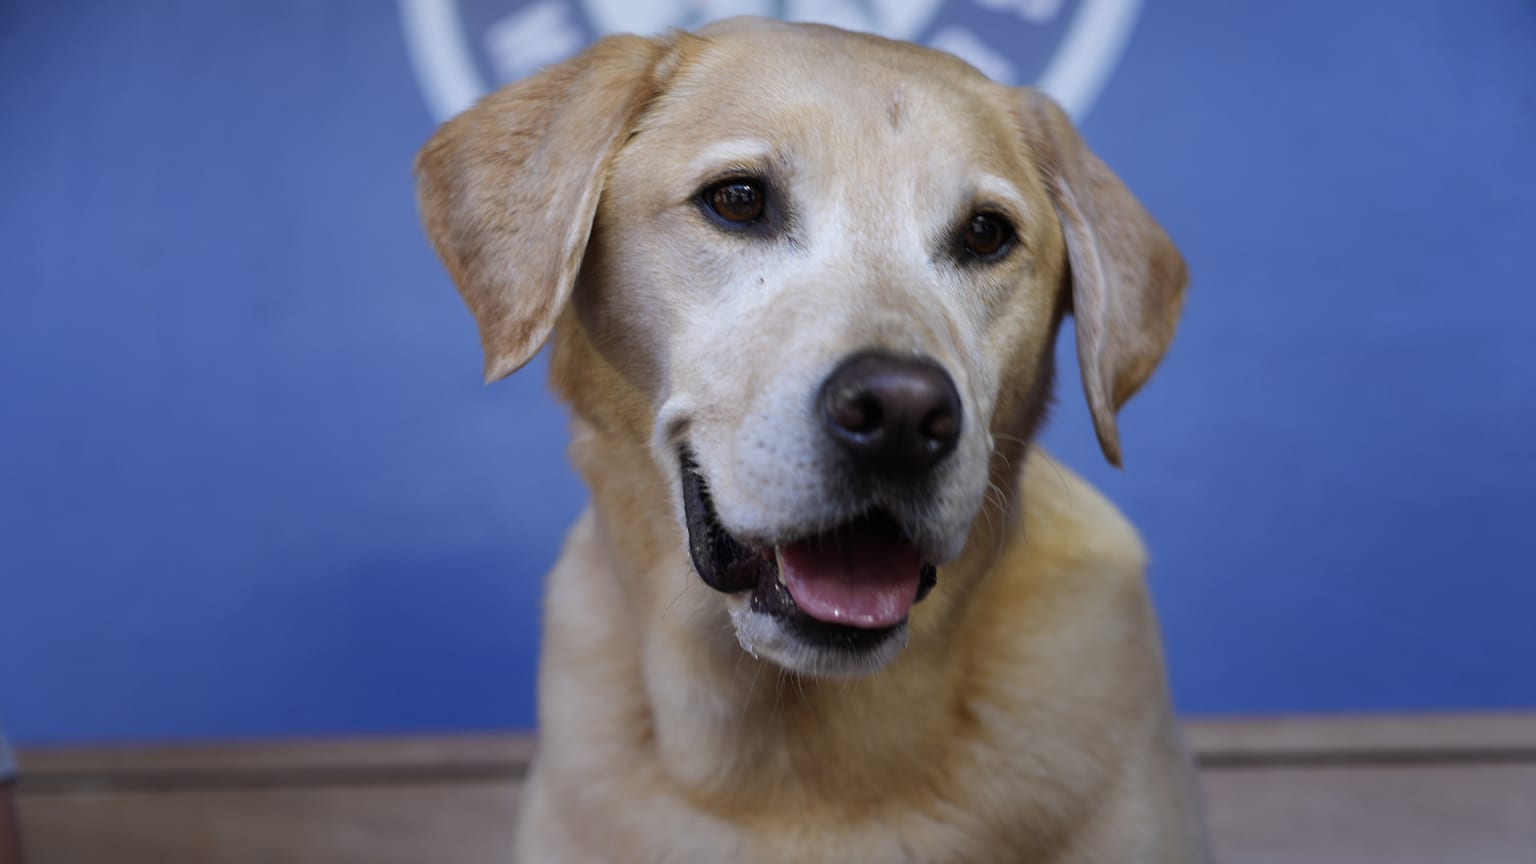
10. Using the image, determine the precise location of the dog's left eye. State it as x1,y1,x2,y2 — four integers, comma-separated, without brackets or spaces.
703,179,767,224
962,212,1015,259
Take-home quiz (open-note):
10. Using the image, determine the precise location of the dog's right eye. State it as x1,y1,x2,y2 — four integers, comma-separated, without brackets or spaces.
703,180,766,225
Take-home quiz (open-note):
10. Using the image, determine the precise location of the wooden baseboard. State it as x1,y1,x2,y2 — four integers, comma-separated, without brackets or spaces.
1188,711,1536,767
14,734,536,796
13,714,1536,864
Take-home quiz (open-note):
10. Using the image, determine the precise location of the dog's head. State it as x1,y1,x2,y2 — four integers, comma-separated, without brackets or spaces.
417,19,1185,679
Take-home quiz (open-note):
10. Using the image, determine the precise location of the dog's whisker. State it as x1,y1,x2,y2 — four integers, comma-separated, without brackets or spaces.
744,658,766,711
772,669,789,727
732,639,747,678
1043,457,1073,507
661,578,693,622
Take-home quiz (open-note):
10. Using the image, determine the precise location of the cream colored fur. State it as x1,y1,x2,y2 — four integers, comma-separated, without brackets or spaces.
417,17,1209,863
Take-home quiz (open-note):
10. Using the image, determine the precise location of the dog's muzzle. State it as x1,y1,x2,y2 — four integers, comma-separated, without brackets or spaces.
681,449,937,641
679,348,961,645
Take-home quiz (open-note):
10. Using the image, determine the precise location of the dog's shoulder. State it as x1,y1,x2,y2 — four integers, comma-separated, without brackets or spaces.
964,449,1162,680
964,449,1159,679
1015,449,1148,578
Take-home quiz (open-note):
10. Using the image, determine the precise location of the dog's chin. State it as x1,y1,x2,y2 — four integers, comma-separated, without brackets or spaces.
726,598,912,679
679,449,940,679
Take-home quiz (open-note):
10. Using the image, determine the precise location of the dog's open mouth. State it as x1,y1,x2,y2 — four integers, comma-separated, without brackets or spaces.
680,450,938,649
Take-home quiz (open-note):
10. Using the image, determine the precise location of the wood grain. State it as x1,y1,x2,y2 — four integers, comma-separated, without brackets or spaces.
1202,763,1536,864
20,783,521,864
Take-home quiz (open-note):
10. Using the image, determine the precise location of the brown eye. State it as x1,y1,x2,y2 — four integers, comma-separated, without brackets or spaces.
706,180,766,224
963,212,1014,258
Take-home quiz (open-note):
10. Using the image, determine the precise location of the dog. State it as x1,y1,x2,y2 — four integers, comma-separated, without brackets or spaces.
416,17,1209,863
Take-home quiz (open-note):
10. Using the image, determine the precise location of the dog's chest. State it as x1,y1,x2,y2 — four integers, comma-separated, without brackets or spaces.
517,755,1048,864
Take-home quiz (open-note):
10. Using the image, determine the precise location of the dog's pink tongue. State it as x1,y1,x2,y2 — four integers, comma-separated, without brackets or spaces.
777,529,921,629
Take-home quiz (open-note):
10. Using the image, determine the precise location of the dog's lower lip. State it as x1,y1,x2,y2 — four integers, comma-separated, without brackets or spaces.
679,448,939,622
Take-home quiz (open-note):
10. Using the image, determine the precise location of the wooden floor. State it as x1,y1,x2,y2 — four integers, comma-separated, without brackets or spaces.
13,714,1536,863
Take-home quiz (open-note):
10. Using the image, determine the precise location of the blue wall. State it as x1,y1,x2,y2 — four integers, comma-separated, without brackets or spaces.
2,0,1533,744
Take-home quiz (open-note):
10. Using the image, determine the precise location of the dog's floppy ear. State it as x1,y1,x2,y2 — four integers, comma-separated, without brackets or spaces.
415,35,680,382
1021,91,1188,466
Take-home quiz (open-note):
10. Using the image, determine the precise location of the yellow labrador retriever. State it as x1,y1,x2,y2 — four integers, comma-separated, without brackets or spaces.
416,17,1209,863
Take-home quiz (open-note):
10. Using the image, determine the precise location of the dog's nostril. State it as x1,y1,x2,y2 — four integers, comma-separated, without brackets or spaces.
923,408,958,444
819,350,962,473
827,390,884,438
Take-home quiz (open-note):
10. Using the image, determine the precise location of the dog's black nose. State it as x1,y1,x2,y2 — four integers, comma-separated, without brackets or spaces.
819,350,962,472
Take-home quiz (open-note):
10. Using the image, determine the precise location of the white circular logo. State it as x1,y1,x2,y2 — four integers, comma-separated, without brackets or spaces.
400,0,1143,123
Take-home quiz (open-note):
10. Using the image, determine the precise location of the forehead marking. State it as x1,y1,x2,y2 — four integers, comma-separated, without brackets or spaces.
974,174,1030,217
688,139,775,176
888,89,905,131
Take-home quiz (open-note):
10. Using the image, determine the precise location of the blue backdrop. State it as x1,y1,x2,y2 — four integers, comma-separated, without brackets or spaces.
2,0,1533,744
